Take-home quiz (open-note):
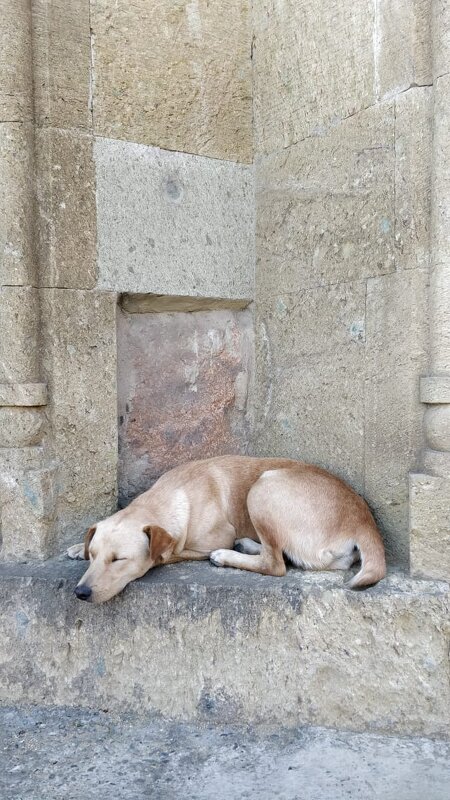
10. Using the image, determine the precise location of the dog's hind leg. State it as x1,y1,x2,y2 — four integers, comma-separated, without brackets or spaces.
67,543,86,560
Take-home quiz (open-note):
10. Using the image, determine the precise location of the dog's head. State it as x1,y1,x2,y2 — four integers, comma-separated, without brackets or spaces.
74,516,175,603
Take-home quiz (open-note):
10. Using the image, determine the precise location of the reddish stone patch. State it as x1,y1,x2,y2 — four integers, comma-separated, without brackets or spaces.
117,307,253,504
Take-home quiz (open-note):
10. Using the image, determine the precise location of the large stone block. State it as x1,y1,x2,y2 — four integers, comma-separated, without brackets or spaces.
376,0,432,99
252,283,366,492
36,129,97,289
364,270,429,567
0,561,449,738
91,0,252,162
0,287,40,384
31,0,91,129
253,0,375,154
117,307,253,503
256,104,395,293
40,289,118,547
0,0,33,122
0,448,56,560
95,138,254,299
0,123,35,286
395,87,433,271
410,474,450,581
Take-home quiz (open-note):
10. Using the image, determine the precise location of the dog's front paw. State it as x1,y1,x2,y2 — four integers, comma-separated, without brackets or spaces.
67,543,85,560
210,549,228,567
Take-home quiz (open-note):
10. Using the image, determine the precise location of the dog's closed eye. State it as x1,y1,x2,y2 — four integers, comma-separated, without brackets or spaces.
111,556,126,563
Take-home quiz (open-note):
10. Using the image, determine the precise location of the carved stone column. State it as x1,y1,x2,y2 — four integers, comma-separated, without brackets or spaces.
410,0,450,580
0,1,54,559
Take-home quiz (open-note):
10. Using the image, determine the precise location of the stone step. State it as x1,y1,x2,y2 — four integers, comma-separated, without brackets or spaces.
0,559,449,738
1,706,450,800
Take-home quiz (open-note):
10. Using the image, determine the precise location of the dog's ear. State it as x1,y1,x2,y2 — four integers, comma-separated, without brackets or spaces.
143,525,174,564
84,526,97,560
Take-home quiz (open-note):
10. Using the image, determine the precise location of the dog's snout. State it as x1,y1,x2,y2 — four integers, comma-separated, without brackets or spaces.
75,584,92,601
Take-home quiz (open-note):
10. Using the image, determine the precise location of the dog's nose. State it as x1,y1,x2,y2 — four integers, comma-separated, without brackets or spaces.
75,584,92,601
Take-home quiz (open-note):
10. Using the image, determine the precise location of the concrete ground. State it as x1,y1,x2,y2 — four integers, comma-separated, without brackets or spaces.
1,707,449,800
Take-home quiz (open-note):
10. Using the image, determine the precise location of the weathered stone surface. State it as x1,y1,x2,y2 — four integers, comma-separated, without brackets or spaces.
424,405,450,451
421,376,450,404
91,0,252,162
395,87,432,271
253,0,375,154
376,0,432,98
0,448,56,559
0,383,47,407
36,129,96,289
0,408,44,448
0,0,33,122
364,270,429,567
432,0,450,80
252,283,366,493
31,0,91,129
95,138,254,298
0,123,35,286
0,560,448,738
39,290,117,547
410,474,450,581
2,707,450,800
117,308,253,503
0,288,40,383
255,104,395,294
121,294,250,314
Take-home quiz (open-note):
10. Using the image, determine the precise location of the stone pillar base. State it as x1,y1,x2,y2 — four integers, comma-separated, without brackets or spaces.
410,473,450,581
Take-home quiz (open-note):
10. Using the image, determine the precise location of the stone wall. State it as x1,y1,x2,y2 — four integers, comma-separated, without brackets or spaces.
251,0,435,567
1,1,448,577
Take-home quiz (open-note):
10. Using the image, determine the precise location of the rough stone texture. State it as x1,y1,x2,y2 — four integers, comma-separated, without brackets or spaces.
432,0,450,80
39,290,118,548
0,0,33,122
410,474,450,581
253,0,375,154
117,308,253,503
36,129,97,289
0,288,40,383
252,283,366,492
364,270,429,566
0,408,45,448
31,0,91,129
0,560,449,738
395,87,433,271
91,0,252,162
0,448,56,560
95,138,254,298
255,103,395,294
0,383,47,407
2,708,450,800
376,0,432,99
0,123,36,286
421,376,450,404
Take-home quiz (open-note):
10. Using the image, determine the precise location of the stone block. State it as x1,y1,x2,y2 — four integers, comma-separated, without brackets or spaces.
0,448,56,559
36,129,97,289
91,0,252,162
0,408,44,448
410,474,450,581
0,0,33,122
252,282,366,493
40,289,118,547
364,270,428,567
0,287,40,384
253,0,375,154
31,0,91,129
376,0,432,98
256,103,395,293
0,383,47,407
395,87,432,271
0,560,449,738
95,138,254,299
117,307,253,503
0,123,35,286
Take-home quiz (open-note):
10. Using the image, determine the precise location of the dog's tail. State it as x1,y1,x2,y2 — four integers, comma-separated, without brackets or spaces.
348,523,386,589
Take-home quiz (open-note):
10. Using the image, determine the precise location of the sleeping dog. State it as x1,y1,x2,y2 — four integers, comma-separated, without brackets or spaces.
68,455,386,603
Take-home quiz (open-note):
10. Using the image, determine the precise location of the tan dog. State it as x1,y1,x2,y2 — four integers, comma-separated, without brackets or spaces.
68,455,386,603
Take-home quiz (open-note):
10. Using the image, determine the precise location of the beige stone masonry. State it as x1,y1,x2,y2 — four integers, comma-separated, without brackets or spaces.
91,0,252,162
0,0,33,122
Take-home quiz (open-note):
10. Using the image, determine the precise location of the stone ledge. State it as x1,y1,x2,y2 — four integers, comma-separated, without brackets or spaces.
0,561,448,738
0,383,47,407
